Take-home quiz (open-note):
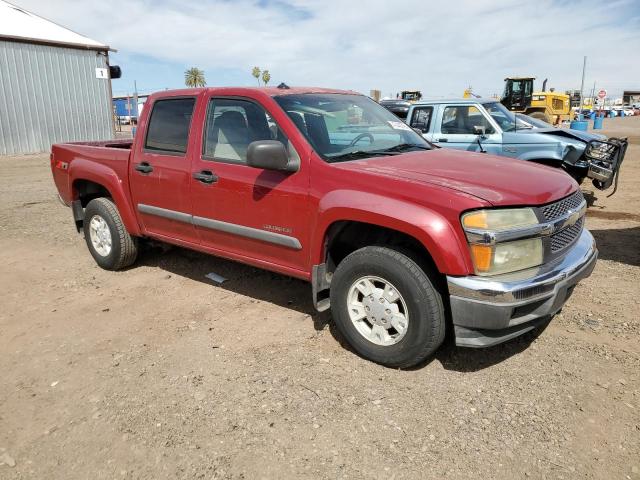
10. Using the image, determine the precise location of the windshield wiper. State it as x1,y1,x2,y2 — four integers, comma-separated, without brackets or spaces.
505,124,533,132
327,150,398,163
327,143,431,163
379,143,431,152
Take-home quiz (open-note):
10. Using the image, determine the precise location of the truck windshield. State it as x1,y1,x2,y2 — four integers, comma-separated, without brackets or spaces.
516,113,554,128
483,102,531,132
482,102,531,132
274,94,431,162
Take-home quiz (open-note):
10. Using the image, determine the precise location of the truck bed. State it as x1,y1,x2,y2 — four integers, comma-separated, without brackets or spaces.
51,138,134,206
63,138,134,150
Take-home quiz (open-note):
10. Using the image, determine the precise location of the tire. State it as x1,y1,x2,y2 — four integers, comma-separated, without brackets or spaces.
330,246,445,368
529,111,550,123
83,197,138,270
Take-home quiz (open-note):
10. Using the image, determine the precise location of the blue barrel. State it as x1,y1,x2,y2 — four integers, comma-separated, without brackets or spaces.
132,126,137,137
570,120,588,131
609,111,616,118
620,110,625,117
593,116,604,129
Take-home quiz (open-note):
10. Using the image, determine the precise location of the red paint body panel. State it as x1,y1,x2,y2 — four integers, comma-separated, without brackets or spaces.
343,150,577,206
50,87,578,280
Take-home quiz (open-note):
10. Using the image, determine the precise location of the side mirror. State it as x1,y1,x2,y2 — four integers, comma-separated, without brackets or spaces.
247,140,298,172
473,125,486,137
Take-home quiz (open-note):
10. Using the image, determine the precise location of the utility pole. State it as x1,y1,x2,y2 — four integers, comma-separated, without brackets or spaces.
133,80,139,125
579,56,586,109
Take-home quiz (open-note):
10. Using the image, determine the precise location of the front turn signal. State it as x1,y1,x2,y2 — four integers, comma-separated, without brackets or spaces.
470,244,493,273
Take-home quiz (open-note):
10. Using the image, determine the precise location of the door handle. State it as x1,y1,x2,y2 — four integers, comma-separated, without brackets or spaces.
193,170,218,184
135,162,153,174
436,138,448,142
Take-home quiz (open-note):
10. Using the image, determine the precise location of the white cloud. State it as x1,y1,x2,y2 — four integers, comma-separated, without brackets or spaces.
11,0,640,98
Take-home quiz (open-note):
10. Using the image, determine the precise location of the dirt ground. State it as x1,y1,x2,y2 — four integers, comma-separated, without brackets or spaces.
1,117,639,480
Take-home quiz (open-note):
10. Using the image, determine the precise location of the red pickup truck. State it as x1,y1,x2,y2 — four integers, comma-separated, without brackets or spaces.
51,86,597,367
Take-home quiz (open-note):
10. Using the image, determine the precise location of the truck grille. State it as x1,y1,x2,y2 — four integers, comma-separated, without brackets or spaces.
550,217,584,252
541,190,584,221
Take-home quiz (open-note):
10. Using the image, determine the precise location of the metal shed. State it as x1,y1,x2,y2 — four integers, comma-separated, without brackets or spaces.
0,1,115,155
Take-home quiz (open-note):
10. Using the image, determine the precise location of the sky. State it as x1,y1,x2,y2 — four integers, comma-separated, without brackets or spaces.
13,0,640,99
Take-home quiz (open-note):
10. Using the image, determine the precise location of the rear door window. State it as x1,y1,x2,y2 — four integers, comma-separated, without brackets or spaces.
145,98,196,154
409,107,433,132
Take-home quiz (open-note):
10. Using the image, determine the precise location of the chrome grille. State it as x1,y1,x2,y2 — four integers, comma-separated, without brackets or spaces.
541,190,584,221
550,217,584,252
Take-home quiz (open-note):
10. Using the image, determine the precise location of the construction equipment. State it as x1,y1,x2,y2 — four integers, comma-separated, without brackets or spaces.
399,90,422,102
463,86,481,99
500,77,571,124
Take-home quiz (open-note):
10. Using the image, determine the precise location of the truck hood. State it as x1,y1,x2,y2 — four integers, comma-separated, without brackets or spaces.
335,149,576,206
518,127,606,143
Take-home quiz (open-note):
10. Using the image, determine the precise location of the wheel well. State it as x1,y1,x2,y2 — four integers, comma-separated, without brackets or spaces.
71,180,113,230
529,158,560,168
73,179,112,207
311,220,448,316
324,221,442,284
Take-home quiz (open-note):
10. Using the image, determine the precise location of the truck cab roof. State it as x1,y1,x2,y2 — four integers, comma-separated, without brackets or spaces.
413,98,498,106
149,86,360,99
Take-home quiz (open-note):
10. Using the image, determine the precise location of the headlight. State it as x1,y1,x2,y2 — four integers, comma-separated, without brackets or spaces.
469,238,543,275
462,208,538,231
462,208,544,276
532,95,546,101
585,141,613,161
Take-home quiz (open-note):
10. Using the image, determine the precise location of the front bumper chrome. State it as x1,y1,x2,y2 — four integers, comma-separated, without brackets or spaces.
447,229,597,347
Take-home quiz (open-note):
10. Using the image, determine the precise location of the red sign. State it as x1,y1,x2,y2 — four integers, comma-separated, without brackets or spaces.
597,89,607,99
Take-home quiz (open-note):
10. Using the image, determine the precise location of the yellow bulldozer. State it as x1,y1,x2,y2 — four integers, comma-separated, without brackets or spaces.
500,77,571,124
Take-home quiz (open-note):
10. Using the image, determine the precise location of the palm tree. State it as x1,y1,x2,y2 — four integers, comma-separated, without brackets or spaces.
184,67,206,88
251,66,261,86
261,70,271,86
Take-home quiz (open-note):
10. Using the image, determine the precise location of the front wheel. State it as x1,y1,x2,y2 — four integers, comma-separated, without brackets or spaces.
83,197,138,270
330,246,445,368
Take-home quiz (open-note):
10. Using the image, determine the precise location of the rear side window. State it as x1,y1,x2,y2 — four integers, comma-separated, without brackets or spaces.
410,106,433,132
145,98,196,154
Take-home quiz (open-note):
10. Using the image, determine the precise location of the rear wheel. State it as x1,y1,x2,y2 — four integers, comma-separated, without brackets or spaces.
330,246,445,368
83,197,138,270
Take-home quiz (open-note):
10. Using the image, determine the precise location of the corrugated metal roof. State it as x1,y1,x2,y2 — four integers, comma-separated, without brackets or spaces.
0,0,110,50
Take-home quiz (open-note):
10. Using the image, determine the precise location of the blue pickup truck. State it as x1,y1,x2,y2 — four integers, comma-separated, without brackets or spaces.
403,98,627,193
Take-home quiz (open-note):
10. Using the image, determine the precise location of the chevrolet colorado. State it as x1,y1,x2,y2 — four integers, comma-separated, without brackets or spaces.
51,86,597,368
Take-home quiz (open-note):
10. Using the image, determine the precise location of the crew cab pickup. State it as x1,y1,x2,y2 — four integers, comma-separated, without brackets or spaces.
406,98,627,193
51,86,597,368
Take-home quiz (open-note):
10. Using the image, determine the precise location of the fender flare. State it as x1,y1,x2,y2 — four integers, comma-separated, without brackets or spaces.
69,159,141,236
311,190,473,275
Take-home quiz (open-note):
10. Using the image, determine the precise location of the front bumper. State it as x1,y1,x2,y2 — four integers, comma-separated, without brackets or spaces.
585,138,628,191
447,229,597,348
